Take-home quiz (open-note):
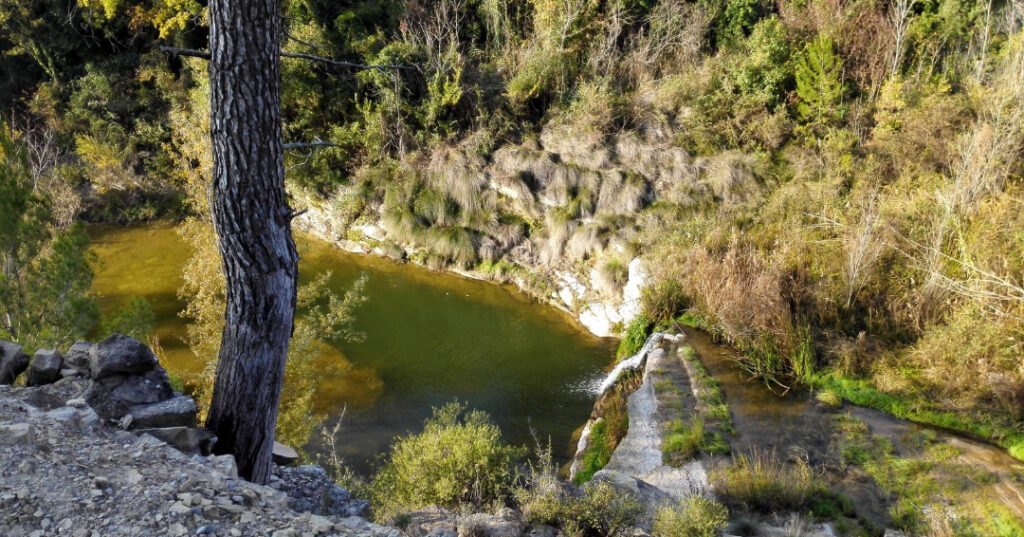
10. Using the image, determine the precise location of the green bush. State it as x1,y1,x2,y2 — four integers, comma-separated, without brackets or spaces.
520,481,643,537
100,295,155,340
617,314,653,358
370,402,525,521
653,496,729,537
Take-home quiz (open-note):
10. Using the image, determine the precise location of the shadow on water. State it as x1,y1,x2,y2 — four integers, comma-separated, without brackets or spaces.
89,223,615,475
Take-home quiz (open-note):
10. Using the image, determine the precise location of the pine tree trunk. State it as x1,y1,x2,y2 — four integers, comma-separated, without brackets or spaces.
205,0,298,484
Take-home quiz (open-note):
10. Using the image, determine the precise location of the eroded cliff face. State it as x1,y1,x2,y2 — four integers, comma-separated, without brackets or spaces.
287,122,754,337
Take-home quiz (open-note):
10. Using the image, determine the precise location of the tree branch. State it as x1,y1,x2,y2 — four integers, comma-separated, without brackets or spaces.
159,46,413,71
283,141,343,149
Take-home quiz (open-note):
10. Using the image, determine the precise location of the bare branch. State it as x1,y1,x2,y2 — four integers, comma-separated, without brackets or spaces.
158,46,413,71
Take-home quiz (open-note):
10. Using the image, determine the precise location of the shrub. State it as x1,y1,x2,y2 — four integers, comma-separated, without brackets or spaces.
617,314,653,358
100,295,155,340
653,496,729,537
370,402,525,521
521,481,643,537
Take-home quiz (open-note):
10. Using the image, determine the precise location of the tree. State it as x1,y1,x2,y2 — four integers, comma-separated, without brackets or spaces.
0,126,98,351
795,34,847,130
203,0,300,484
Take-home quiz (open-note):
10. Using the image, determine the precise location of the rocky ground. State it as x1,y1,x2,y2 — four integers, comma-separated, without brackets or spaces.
0,387,400,537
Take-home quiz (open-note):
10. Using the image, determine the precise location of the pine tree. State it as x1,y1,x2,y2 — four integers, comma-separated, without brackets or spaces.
795,34,847,129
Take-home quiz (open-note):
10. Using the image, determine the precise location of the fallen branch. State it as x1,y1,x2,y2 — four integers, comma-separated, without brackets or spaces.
158,46,413,71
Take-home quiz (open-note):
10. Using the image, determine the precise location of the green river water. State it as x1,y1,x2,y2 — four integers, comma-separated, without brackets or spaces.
88,222,615,473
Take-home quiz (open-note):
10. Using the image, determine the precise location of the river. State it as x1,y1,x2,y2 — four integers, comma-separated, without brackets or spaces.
88,222,615,474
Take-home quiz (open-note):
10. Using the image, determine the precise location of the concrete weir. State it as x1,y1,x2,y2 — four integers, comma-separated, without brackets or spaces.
572,332,710,503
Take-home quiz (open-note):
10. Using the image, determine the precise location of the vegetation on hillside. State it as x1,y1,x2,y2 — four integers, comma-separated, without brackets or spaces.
2,0,1023,512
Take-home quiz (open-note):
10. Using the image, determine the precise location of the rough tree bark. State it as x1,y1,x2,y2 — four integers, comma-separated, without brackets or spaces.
205,0,299,484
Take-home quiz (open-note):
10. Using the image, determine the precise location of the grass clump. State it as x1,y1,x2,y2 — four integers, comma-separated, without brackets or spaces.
617,314,653,359
653,497,729,537
662,418,706,465
712,451,821,514
815,388,842,409
370,402,525,521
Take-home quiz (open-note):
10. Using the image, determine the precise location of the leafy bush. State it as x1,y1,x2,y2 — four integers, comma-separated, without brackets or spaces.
370,402,525,521
653,496,729,537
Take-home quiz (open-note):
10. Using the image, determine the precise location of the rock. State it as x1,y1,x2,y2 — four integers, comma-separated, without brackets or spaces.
128,395,198,428
0,340,30,385
26,349,63,386
0,423,32,444
272,441,299,466
66,397,87,408
590,470,672,510
138,427,217,455
65,341,94,372
89,334,158,379
85,368,174,419
399,506,458,537
210,454,238,478
60,368,81,378
457,509,524,537
523,525,561,537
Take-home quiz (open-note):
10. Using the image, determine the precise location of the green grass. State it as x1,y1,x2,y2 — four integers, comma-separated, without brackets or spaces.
833,413,1024,535
818,372,1024,462
575,419,613,484
617,314,652,359
662,418,706,464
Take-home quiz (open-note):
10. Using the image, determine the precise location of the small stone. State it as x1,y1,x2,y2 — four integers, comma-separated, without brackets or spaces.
125,469,144,484
66,397,88,408
230,529,242,537
169,502,192,516
90,489,104,498
239,512,257,524
271,441,299,466
194,525,216,535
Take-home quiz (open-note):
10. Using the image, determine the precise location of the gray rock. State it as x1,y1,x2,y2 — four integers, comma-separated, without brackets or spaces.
0,423,32,444
0,340,30,385
86,368,174,419
27,349,63,386
138,427,217,455
272,441,299,465
523,525,561,537
457,508,524,537
60,368,81,378
128,395,197,428
65,341,94,372
89,334,158,379
398,506,457,537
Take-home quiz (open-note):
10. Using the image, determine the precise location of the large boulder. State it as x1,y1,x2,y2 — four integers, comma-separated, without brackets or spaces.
127,394,197,428
89,334,158,379
64,341,94,373
0,340,30,385
85,368,174,419
26,349,64,386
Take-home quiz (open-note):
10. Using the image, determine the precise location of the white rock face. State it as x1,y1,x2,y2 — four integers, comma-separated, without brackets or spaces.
576,258,649,337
